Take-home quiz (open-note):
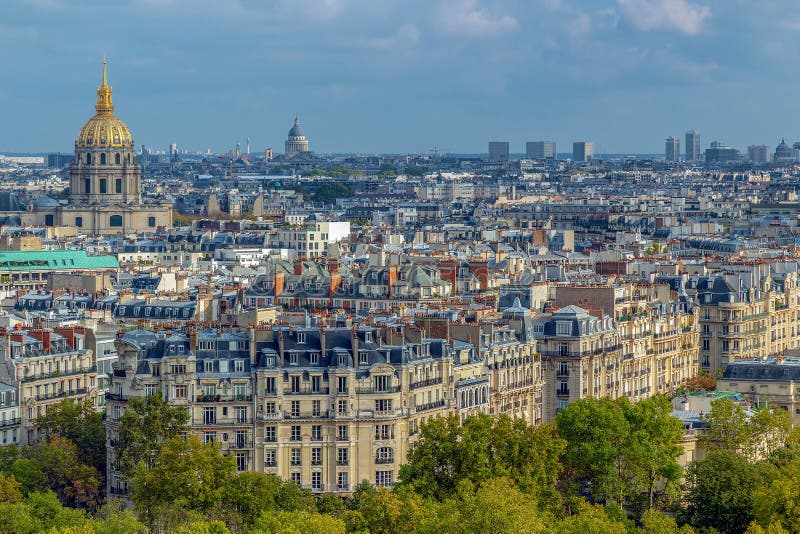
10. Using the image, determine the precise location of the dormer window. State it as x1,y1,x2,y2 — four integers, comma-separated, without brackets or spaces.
365,331,372,344
297,332,306,344
556,321,571,336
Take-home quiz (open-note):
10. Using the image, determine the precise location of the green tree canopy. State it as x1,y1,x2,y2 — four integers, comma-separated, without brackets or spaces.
34,399,106,476
115,391,189,478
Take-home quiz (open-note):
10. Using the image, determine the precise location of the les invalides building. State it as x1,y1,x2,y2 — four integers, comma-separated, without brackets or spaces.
31,60,172,233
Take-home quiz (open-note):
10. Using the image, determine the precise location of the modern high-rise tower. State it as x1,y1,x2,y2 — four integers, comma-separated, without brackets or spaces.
665,137,680,162
488,141,510,163
685,130,701,161
526,141,556,159
572,141,593,162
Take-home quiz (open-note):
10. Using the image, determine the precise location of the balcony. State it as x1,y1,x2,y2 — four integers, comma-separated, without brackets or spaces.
409,377,443,390
196,394,253,403
23,365,98,383
375,457,394,464
0,418,20,428
283,387,330,395
231,440,252,449
105,392,127,402
556,389,570,396
356,385,401,394
36,388,88,401
415,399,446,412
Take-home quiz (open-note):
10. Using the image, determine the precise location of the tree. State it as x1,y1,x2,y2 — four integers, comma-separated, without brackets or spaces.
702,398,792,461
752,458,800,531
24,436,101,510
250,510,346,534
681,449,766,534
218,471,282,528
556,397,631,504
620,396,684,511
115,391,189,478
701,397,752,453
35,399,106,476
131,435,236,525
397,414,564,504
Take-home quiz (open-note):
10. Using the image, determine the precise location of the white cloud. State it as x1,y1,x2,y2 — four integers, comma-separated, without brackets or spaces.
618,0,710,35
366,24,421,50
436,0,519,38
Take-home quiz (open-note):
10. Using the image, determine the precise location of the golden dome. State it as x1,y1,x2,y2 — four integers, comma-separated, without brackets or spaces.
76,59,134,148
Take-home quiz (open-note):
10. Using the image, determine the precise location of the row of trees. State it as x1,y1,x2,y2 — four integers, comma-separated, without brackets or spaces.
3,393,800,532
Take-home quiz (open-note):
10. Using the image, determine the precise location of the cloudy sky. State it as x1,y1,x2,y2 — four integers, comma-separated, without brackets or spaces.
1,0,798,155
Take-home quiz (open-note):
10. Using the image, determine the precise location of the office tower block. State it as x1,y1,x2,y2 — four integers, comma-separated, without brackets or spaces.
747,145,770,164
488,141,510,163
665,137,680,162
572,141,593,162
526,141,556,159
685,130,700,161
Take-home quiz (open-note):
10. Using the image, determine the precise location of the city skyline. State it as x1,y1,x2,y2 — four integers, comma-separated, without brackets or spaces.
3,0,800,154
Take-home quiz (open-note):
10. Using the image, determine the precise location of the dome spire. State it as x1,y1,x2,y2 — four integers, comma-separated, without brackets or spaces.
96,56,114,115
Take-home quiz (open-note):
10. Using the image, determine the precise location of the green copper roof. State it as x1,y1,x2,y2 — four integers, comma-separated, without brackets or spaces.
0,250,118,271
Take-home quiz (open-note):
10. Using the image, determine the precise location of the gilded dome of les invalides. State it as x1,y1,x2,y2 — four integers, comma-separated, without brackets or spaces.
75,59,133,148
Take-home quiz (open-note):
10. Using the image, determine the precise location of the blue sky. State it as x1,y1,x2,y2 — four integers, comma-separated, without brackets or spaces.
1,0,798,155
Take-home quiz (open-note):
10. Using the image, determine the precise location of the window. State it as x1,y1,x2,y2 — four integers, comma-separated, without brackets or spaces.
235,406,247,424
374,424,393,440
75,216,83,228
359,351,369,366
100,153,106,164
297,332,306,343
311,471,322,491
291,472,301,484
337,425,348,441
265,426,276,442
337,472,349,491
337,377,348,394
265,377,276,395
109,215,123,227
375,399,392,412
311,375,321,393
99,179,107,193
312,401,321,418
291,425,301,441
86,153,92,164
148,216,156,228
337,447,349,466
309,353,319,365
291,400,300,417
375,470,394,488
376,447,394,464
311,424,322,441
144,384,157,397
115,153,121,164
172,385,187,399
203,431,216,444
115,179,122,193
311,447,322,465
235,453,247,472
289,354,298,365
265,449,277,467
204,406,216,425
374,375,391,392
291,448,301,466
235,431,248,448
84,179,91,194
702,339,710,351
234,360,245,373
291,375,300,393
556,321,571,336
338,399,348,415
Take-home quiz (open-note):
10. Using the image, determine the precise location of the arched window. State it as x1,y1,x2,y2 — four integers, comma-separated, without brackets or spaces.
115,153,121,164
100,153,106,164
127,153,132,163
109,215,123,227
86,153,92,164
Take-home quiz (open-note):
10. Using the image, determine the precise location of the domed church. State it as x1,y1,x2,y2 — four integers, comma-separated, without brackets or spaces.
31,60,172,234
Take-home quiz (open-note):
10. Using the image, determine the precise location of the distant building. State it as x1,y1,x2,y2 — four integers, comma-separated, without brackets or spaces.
774,139,796,164
46,153,72,169
705,141,739,164
488,142,509,163
526,141,556,160
665,137,680,162
685,130,701,161
747,145,770,164
285,117,309,156
572,141,593,162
